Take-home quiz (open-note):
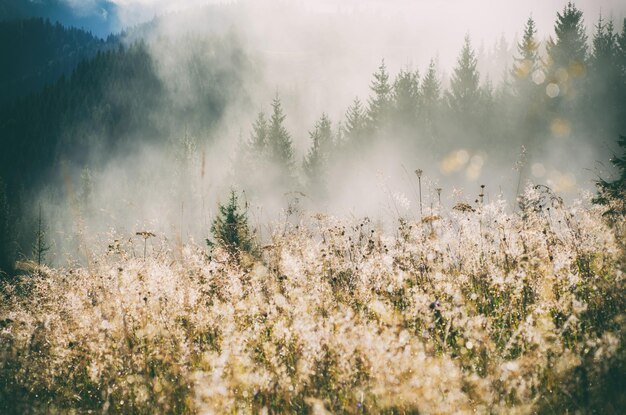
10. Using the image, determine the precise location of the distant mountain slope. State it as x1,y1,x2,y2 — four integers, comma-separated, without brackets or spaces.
0,34,252,193
0,18,116,107
0,0,118,37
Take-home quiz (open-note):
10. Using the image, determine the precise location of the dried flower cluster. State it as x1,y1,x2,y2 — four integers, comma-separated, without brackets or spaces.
1,186,624,414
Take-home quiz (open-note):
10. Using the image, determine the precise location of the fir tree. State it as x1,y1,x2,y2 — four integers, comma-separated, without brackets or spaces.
249,112,268,155
208,190,254,257
512,16,541,95
0,177,12,276
392,68,420,129
545,2,588,97
303,113,334,192
32,204,51,267
343,96,366,144
618,18,626,82
594,135,626,222
447,34,481,118
366,59,393,132
420,58,441,131
586,16,621,136
266,95,295,174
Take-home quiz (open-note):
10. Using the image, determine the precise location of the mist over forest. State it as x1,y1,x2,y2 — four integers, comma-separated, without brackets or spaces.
1,1,626,413
0,0,625,267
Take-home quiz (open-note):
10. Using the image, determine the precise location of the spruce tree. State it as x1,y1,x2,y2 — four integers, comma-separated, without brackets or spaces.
392,68,420,129
420,59,441,132
344,96,366,144
303,113,334,192
618,19,626,82
249,111,268,155
32,204,51,268
594,135,626,221
447,34,481,119
208,190,254,257
545,2,588,101
0,177,12,276
617,20,626,133
511,16,545,146
366,60,393,132
512,16,541,96
586,16,621,136
266,95,295,174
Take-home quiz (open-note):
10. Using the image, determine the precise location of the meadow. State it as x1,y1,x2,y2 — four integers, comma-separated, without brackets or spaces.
1,185,624,414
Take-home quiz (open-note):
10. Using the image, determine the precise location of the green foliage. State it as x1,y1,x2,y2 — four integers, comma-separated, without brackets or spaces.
447,34,481,118
594,135,626,221
0,18,112,107
546,2,588,72
208,191,254,257
419,59,441,137
249,111,268,155
512,17,541,95
266,95,295,172
0,178,13,276
366,59,393,132
392,68,420,130
343,96,366,144
32,205,51,267
303,113,334,193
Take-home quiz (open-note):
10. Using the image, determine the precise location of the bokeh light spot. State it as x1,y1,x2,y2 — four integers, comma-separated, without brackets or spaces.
546,83,560,98
550,118,571,138
532,69,545,85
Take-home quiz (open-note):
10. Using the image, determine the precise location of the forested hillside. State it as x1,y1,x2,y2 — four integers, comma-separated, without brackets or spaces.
0,18,115,107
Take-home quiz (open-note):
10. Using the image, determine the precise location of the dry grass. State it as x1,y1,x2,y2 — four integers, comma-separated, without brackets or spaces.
1,186,624,414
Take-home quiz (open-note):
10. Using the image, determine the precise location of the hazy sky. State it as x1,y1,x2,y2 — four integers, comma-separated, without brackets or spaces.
82,0,626,33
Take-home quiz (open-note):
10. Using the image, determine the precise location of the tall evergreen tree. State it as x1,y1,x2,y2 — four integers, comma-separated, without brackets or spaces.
594,135,626,221
617,20,626,133
266,95,295,173
545,2,588,102
32,205,51,268
420,59,441,131
392,68,420,129
343,96,366,144
0,177,13,276
510,15,546,144
586,16,622,136
447,34,481,119
366,60,393,132
303,113,334,192
618,18,626,82
512,16,542,96
249,112,268,155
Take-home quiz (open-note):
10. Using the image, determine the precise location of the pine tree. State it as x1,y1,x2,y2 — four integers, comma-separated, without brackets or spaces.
420,59,441,131
447,34,481,119
249,111,268,155
586,16,621,136
545,2,588,99
343,96,366,144
266,95,295,173
303,113,334,191
594,135,626,221
32,204,51,267
392,68,420,129
366,59,393,132
617,20,626,133
512,16,541,96
0,177,13,276
208,190,254,257
618,19,626,82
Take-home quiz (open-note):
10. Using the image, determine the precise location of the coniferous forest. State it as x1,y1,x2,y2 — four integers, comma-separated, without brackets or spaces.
0,1,625,413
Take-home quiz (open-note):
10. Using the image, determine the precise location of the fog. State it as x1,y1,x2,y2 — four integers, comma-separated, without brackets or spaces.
33,0,626,265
